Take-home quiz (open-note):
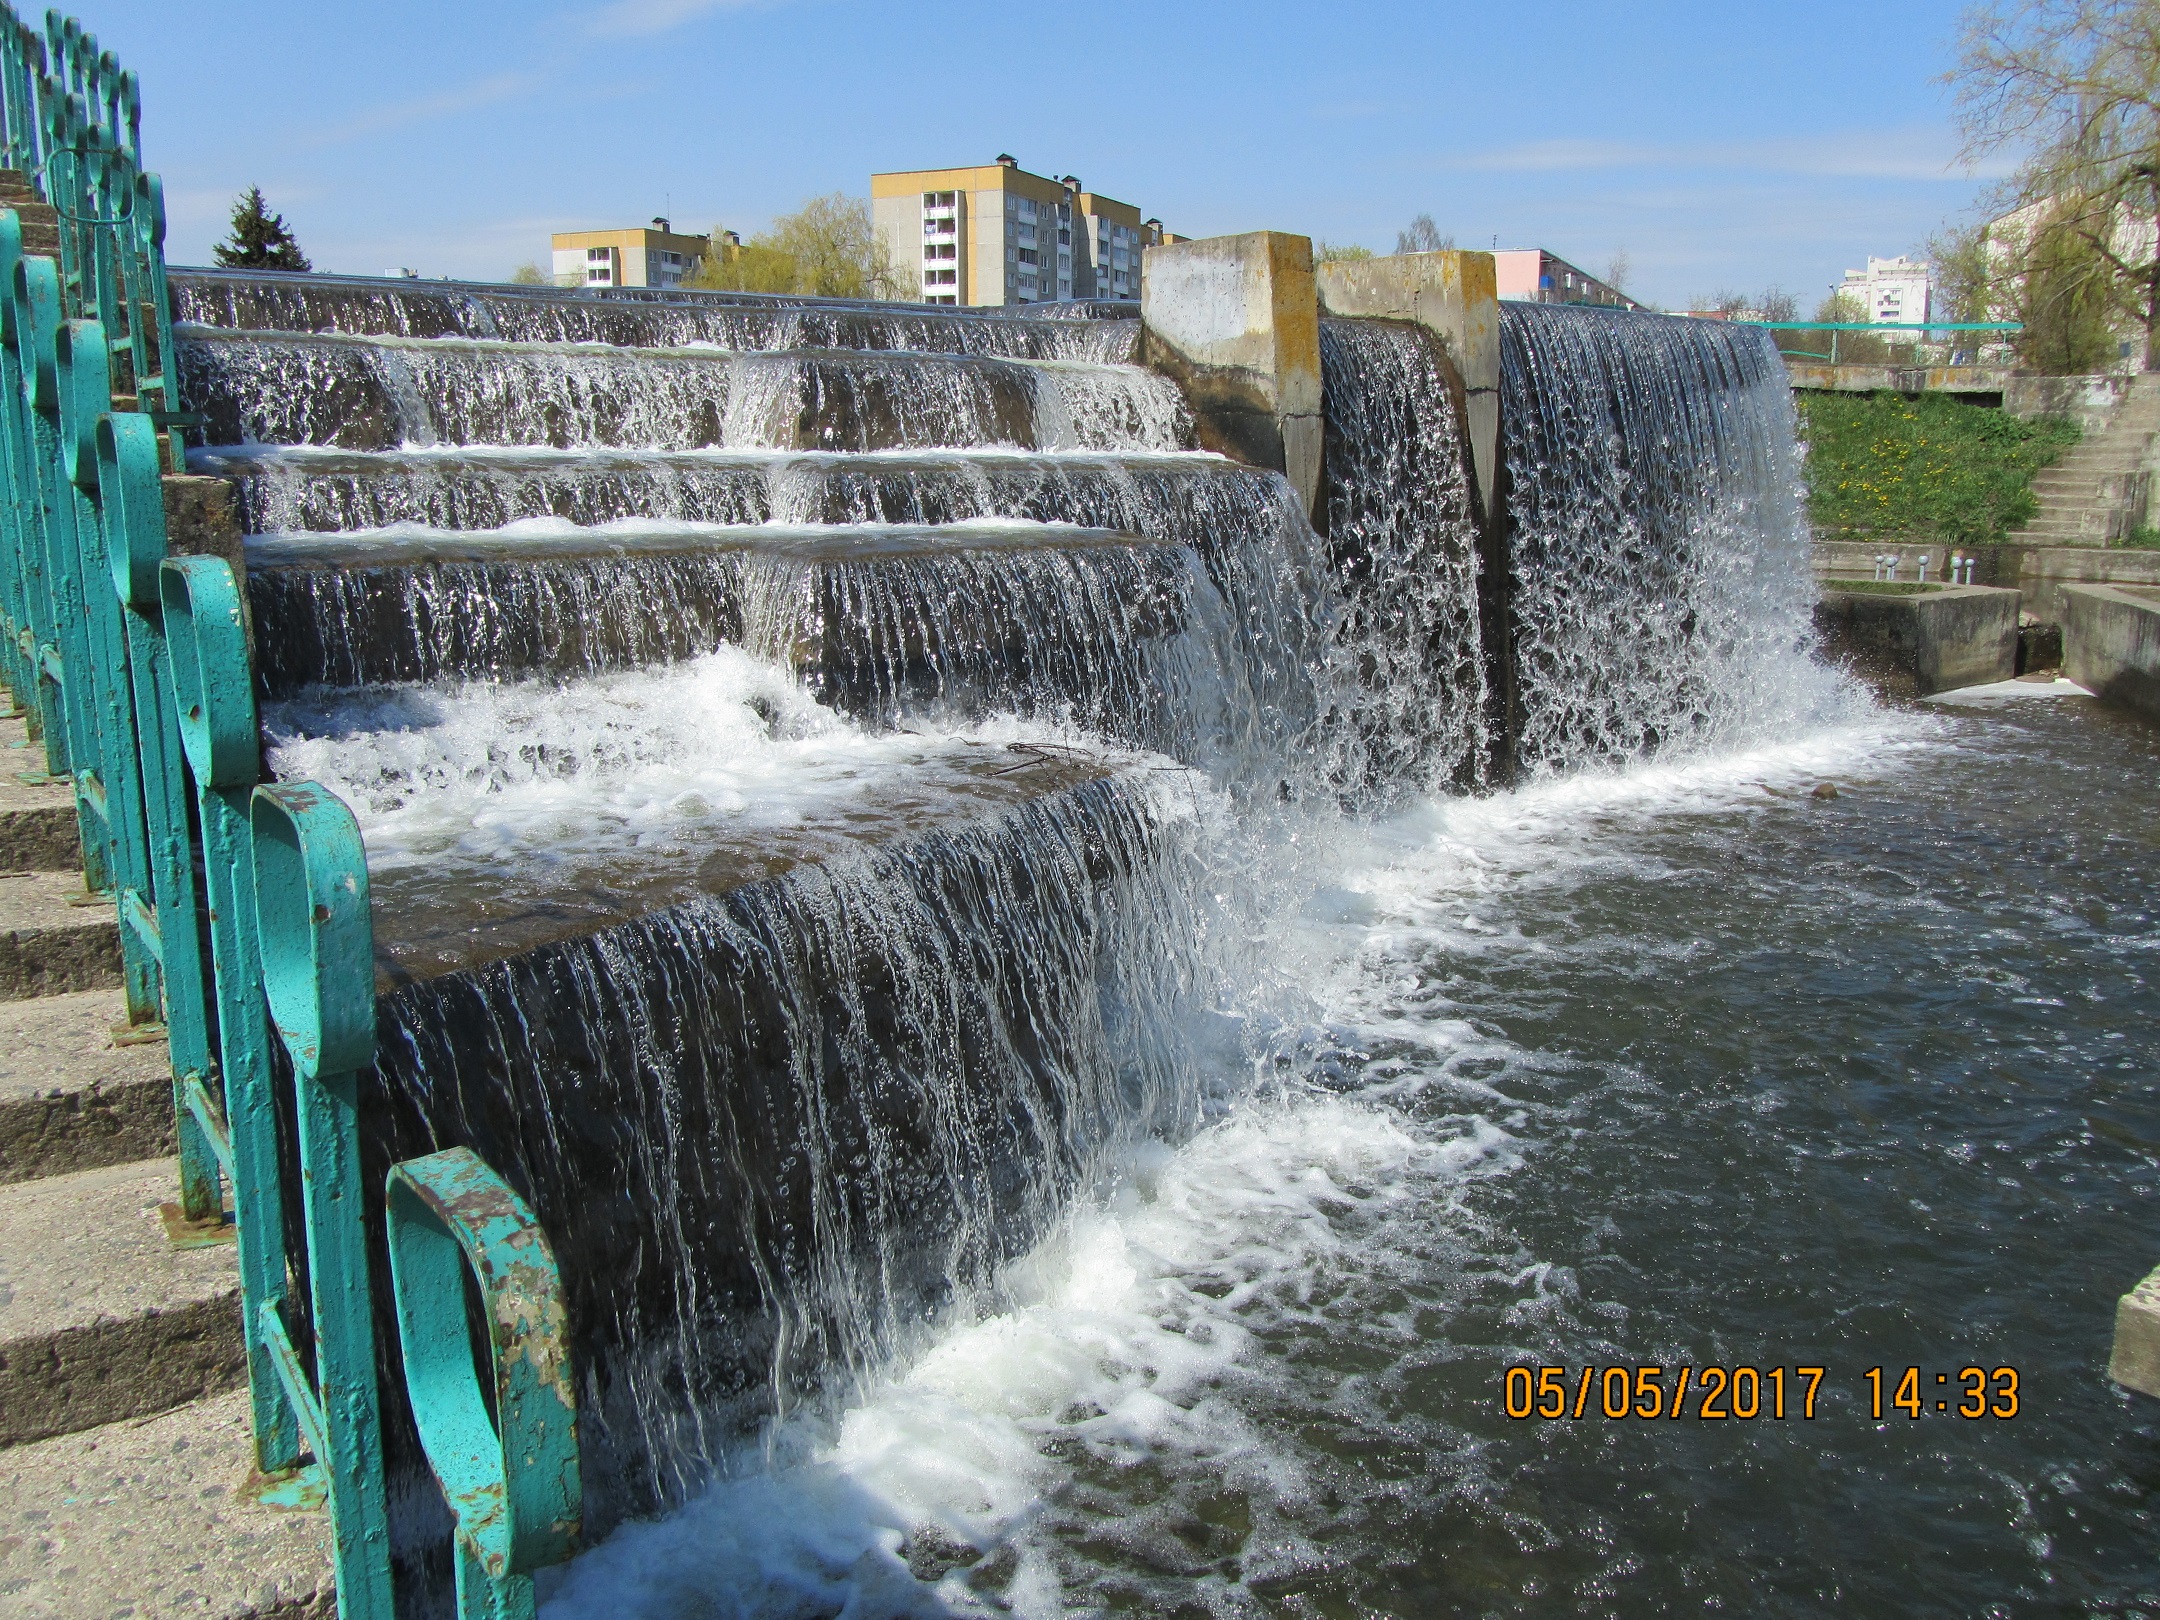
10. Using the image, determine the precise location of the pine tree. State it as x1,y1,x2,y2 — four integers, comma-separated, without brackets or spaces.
213,187,311,272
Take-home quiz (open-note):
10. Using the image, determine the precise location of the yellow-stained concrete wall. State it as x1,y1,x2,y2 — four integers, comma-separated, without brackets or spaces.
1140,231,1322,518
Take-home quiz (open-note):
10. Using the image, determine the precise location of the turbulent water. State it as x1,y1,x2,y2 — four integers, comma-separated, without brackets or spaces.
532,686,2160,1617
186,273,2157,1614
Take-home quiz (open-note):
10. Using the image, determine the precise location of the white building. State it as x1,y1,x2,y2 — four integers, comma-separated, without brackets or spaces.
1841,255,1932,328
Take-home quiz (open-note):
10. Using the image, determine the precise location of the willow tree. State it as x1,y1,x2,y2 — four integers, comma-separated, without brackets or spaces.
1952,0,2160,367
688,194,910,299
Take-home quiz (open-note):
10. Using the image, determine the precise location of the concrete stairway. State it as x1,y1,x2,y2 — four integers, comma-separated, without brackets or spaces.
2009,373,2160,546
0,713,330,1618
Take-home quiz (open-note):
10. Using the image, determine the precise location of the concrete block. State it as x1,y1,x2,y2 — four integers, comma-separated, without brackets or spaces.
2109,1262,2160,1397
1315,249,1498,516
2062,582,2160,723
1813,582,2020,697
0,870,123,1001
0,1156,243,1446
1141,231,1322,518
0,989,176,1183
0,1388,331,1618
1998,544,2160,624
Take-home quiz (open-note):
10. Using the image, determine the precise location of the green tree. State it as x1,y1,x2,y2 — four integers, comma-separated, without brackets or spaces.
1950,0,2160,367
1315,240,1375,264
688,194,908,299
2013,205,2125,370
508,261,548,285
212,187,310,272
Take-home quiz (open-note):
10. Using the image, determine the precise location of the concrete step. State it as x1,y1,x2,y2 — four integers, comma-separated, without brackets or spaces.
0,988,175,1183
0,716,79,870
0,1156,242,1448
0,1388,332,1619
0,870,123,1002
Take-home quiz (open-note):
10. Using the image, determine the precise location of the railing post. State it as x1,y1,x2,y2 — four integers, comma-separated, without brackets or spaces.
90,403,222,1217
388,1148,583,1620
161,550,303,1479
251,781,395,1620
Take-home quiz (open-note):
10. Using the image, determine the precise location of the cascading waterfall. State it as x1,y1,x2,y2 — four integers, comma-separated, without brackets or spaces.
1318,317,1490,795
1499,302,1822,774
179,330,1191,454
170,269,1139,360
180,264,1842,1600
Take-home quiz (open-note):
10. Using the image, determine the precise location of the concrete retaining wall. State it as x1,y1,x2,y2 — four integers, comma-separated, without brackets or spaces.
1140,232,1322,519
1813,583,2020,697
1315,250,1499,519
2062,582,2160,722
2007,372,2133,431
1987,544,2160,622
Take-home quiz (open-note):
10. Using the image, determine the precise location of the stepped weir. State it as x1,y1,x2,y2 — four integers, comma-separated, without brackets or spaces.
0,18,1824,1616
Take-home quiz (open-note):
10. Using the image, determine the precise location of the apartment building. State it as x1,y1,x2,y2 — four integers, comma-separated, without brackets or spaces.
1839,254,1932,328
550,218,712,289
872,156,1167,307
1493,248,1637,309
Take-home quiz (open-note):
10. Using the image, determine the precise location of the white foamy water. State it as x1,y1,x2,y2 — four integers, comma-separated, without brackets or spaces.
539,1092,1516,1620
261,647,1120,877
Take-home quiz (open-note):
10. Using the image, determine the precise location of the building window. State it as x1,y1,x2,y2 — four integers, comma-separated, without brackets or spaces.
1017,249,1037,265
587,267,611,282
587,247,610,261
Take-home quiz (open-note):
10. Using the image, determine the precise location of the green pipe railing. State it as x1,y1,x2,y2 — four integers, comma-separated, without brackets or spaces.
0,9,583,1616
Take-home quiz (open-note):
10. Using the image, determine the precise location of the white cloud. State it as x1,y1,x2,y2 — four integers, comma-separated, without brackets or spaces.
584,0,765,36
307,70,548,146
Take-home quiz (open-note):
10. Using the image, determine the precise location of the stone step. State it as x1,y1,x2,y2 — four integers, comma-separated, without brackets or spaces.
0,988,175,1183
0,870,123,1002
0,715,79,870
0,1388,331,1618
0,1156,242,1448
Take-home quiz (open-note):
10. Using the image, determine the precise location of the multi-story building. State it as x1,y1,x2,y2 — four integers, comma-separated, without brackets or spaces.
1493,249,1637,309
1840,255,1932,327
872,157,1168,307
550,218,711,289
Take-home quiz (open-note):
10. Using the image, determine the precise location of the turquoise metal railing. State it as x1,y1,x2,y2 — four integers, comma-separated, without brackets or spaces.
0,10,583,1617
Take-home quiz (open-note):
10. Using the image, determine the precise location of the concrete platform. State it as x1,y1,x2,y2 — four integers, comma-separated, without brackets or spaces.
1814,582,2020,698
0,989,175,1183
0,1157,242,1446
0,869,123,1002
0,1388,331,1619
2062,582,2160,724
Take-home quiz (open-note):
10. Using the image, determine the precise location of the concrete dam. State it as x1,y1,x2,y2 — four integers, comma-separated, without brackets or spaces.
9,13,2160,1618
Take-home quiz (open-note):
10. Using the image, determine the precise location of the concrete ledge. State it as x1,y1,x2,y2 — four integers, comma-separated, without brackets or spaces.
0,989,175,1182
0,1388,331,1618
2110,1263,2160,1397
1814,583,2020,697
1315,250,1499,517
1787,361,2009,397
0,870,123,1001
2062,582,2160,723
1141,231,1322,518
0,1157,243,1446
1999,544,2160,623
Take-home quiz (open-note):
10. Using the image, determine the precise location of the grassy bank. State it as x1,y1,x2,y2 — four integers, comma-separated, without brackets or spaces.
1797,392,2079,546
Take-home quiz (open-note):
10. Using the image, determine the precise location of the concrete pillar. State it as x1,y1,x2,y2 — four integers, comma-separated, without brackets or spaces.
1140,232,1322,520
1314,250,1499,520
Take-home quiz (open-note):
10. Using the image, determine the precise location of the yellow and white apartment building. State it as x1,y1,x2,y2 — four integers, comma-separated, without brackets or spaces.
550,219,713,290
872,158,1168,307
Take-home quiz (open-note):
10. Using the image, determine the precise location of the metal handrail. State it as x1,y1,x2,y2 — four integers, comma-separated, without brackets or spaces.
0,10,584,1617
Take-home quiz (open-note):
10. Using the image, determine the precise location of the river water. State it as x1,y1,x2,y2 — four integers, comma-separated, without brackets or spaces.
531,680,2160,1618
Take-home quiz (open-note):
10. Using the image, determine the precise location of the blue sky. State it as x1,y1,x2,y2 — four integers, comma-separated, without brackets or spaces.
85,0,2002,310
